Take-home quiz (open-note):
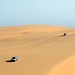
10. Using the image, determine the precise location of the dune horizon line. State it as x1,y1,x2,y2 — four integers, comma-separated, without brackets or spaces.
0,24,74,27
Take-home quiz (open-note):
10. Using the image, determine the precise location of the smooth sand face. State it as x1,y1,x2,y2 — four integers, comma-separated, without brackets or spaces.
0,24,75,75
49,55,75,75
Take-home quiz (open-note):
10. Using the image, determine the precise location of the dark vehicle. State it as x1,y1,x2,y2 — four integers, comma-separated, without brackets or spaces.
11,56,18,62
64,33,67,36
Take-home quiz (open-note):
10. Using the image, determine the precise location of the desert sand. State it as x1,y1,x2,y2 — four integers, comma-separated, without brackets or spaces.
0,24,75,75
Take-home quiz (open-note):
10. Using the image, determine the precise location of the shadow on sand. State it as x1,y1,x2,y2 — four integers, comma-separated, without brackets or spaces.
6,60,15,63
60,35,65,37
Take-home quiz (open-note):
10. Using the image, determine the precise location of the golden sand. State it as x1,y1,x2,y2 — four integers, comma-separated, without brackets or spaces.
0,24,75,75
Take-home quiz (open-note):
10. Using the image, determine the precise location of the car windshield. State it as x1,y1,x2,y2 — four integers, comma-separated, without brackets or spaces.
12,57,15,59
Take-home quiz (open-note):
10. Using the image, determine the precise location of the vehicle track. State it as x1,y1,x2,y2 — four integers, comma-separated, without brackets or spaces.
31,30,75,53
0,29,75,50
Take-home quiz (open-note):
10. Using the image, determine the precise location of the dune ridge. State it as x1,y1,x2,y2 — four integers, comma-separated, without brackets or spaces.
49,55,75,75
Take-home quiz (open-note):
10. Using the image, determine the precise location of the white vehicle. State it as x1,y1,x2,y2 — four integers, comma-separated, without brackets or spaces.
11,56,18,62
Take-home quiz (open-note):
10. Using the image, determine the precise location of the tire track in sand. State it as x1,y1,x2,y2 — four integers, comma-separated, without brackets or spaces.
0,30,75,50
34,30,75,52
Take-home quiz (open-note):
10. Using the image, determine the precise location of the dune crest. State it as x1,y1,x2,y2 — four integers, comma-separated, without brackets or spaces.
49,55,75,75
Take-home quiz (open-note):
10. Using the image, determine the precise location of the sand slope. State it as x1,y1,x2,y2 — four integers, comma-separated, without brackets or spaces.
0,24,75,75
49,55,75,75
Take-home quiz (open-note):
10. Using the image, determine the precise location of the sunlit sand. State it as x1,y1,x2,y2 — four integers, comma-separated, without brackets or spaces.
0,24,75,75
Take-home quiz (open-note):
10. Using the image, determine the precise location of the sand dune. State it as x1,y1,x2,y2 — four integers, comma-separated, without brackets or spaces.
49,55,75,75
0,24,75,75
